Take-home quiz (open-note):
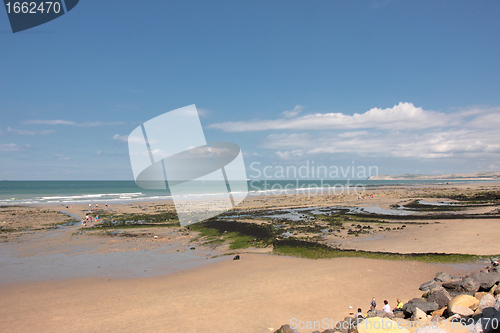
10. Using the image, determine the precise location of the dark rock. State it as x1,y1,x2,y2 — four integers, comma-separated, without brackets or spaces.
275,325,300,333
233,255,240,260
435,272,452,282
482,307,499,319
402,298,439,317
427,289,452,309
443,279,462,291
366,309,386,318
470,272,500,290
481,312,500,333
420,280,437,291
461,277,481,293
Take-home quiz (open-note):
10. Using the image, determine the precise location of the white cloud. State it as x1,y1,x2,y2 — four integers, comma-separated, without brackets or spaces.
23,120,124,127
52,153,70,160
112,134,129,142
208,102,458,132
264,127,500,160
282,105,303,118
97,150,102,155
0,143,20,151
276,150,304,160
7,127,56,135
338,131,369,138
24,120,76,125
208,102,500,163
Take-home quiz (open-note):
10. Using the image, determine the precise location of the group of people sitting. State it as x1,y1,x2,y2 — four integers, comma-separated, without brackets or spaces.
355,297,404,319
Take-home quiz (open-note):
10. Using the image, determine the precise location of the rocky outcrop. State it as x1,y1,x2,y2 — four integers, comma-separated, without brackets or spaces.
427,289,452,309
273,264,500,333
435,272,451,283
469,272,500,290
420,280,437,292
402,298,439,317
460,277,480,293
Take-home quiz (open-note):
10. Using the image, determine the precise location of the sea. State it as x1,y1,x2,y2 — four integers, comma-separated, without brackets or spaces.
0,179,495,206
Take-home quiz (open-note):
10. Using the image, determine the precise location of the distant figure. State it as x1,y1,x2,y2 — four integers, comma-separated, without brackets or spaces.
89,203,92,208
393,298,403,312
383,300,392,313
96,203,99,208
356,308,365,319
370,297,377,311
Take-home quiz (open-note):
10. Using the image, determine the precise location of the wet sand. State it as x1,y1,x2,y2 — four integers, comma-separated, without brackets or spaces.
0,254,476,333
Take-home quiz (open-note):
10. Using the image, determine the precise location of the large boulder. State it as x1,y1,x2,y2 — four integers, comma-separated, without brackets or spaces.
449,304,474,317
495,286,500,296
469,272,500,290
412,307,428,321
443,280,463,292
402,298,439,317
428,290,452,309
482,307,499,319
357,318,409,333
477,294,497,314
448,294,480,311
435,272,452,282
461,277,481,293
420,280,437,291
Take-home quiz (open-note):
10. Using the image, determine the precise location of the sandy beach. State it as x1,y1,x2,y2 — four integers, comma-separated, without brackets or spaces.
1,182,499,332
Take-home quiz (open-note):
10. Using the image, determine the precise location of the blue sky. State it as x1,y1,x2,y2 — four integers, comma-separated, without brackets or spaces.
1,0,499,180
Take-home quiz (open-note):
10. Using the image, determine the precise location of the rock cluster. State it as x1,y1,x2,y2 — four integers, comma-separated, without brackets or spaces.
274,262,500,333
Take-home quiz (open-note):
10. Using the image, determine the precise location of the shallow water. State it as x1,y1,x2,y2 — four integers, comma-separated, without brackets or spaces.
0,225,226,283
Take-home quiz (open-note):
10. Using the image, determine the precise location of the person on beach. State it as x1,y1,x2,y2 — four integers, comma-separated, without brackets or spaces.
383,300,392,313
393,298,403,312
370,297,376,311
356,308,365,319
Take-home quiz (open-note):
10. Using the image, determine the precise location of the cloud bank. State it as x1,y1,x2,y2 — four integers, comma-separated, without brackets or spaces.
209,103,500,161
